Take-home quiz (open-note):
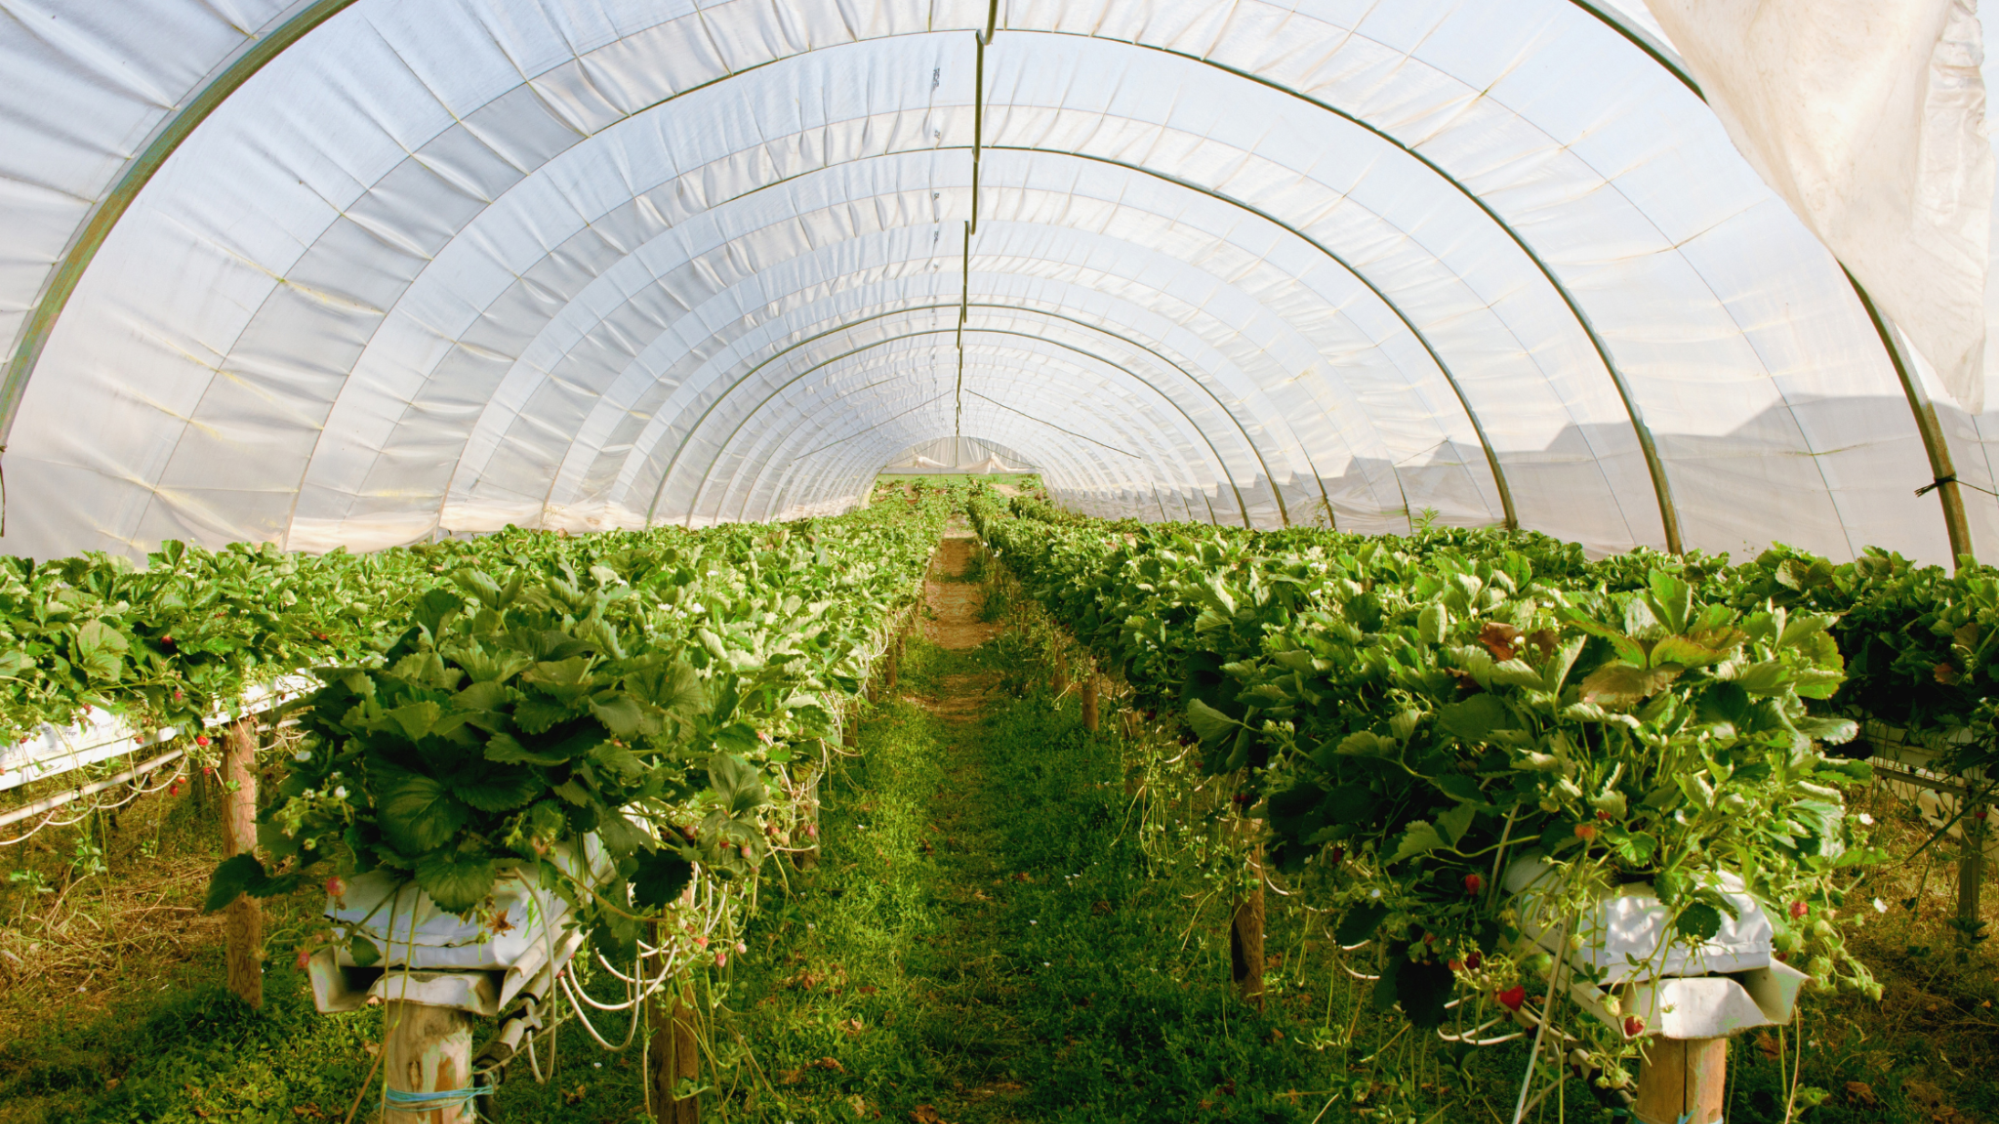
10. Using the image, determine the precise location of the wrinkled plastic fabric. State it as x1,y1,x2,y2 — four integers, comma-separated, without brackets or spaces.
1646,0,1993,416
0,0,1992,566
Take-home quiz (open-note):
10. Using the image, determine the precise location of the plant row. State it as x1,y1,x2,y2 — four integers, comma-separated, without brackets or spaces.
969,493,1883,1052
191,493,958,968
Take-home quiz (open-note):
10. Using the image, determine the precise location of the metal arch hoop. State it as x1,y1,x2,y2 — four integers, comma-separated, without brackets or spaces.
727,346,1207,523
608,296,1278,531
22,4,1958,558
786,392,1142,520
0,0,359,441
14,15,1567,544
985,145,1521,531
670,326,1248,527
770,391,1162,524
639,305,1260,527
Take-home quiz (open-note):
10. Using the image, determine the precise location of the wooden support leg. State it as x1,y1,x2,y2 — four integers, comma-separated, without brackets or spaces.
1082,672,1099,732
648,983,701,1123
1634,1037,1726,1124
382,1001,476,1124
1229,870,1265,1011
221,718,263,1009
1960,807,1987,942
794,765,820,871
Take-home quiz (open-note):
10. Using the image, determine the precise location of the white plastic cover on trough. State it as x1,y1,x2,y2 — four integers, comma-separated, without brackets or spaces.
308,839,607,1017
5,1,1999,563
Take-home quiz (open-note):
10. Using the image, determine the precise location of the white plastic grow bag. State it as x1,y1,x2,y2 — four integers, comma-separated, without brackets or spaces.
1504,858,1808,1039
307,837,609,1018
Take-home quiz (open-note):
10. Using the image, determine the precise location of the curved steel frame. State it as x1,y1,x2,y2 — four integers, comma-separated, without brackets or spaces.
763,386,1169,524
720,338,1217,524
490,144,1512,537
10,1,1958,557
668,326,1253,527
616,298,1282,527
636,307,1254,523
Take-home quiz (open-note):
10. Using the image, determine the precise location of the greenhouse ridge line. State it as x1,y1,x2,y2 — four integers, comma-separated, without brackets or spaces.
2,0,1970,559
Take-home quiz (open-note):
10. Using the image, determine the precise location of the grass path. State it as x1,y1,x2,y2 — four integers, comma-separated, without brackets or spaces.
713,531,1336,1123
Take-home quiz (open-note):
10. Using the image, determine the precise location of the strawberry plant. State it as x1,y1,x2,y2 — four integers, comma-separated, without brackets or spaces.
970,493,1887,1057
199,496,952,961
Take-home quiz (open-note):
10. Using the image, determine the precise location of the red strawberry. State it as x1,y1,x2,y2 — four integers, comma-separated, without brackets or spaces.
1789,900,1809,920
1448,959,1464,972
1623,1015,1646,1037
1464,873,1484,895
326,875,347,899
1496,985,1528,1011
1574,823,1598,842
194,735,210,747
1465,951,1483,970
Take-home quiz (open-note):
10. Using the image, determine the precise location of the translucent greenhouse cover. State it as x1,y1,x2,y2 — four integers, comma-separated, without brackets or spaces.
4,0,1999,565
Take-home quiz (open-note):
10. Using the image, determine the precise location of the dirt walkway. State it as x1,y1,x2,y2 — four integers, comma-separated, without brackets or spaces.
921,525,999,652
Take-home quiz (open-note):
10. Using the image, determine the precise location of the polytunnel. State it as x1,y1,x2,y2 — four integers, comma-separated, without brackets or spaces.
3,0,1998,565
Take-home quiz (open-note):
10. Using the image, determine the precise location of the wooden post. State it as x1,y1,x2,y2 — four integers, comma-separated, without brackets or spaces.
1230,830,1265,1010
794,764,820,871
1960,806,1987,942
1634,1037,1727,1124
648,981,701,1123
221,717,263,1008
1229,883,1265,1011
382,1000,476,1124
1081,671,1099,732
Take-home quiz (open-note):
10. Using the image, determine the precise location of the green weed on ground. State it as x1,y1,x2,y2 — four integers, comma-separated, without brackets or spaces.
713,637,1567,1123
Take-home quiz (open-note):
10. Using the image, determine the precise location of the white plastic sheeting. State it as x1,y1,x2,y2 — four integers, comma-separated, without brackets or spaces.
0,0,1991,564
1646,0,1993,415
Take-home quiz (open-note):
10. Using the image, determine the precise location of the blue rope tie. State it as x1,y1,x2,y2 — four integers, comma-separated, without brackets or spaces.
383,1083,493,1113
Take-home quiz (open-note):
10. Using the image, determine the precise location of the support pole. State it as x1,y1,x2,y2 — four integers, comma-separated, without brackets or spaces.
381,1001,476,1124
795,762,821,871
1634,1037,1726,1124
1960,806,1987,943
1082,670,1099,732
1230,838,1265,1011
221,717,262,1009
648,981,701,1123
